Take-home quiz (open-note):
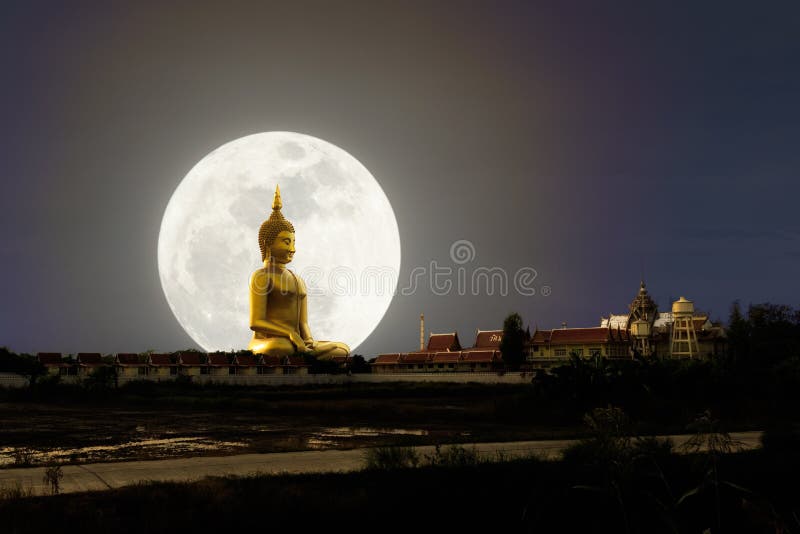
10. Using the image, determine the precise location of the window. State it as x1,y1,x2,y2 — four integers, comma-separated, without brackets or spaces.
589,347,601,356
417,364,423,369
200,367,210,375
572,348,583,357
170,367,178,375
137,367,147,376
554,348,567,357
533,346,539,352
228,367,237,375
437,364,444,369
448,363,455,369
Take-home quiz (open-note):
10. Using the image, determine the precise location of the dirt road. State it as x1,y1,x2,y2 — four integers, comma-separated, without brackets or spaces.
0,431,762,496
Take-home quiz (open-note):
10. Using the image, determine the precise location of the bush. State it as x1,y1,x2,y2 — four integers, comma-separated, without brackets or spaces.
83,366,117,391
363,446,420,470
0,348,45,379
11,447,36,467
42,465,63,495
424,444,481,467
562,406,632,466
760,422,800,455
0,482,33,501
633,435,674,460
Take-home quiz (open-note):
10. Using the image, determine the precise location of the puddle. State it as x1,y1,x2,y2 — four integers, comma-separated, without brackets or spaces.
248,425,286,433
0,437,247,467
307,427,428,449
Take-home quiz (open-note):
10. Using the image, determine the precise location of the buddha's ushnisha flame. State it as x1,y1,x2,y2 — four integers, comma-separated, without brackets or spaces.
258,185,295,261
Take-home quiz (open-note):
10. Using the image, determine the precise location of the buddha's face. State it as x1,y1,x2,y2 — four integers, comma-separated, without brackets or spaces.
269,231,295,265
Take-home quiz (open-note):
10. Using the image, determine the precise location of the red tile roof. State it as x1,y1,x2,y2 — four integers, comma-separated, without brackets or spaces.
401,352,434,364
149,353,175,366
460,350,498,363
547,327,611,345
284,355,307,367
207,353,230,366
37,353,65,366
374,353,402,364
260,355,282,366
530,330,551,343
116,353,144,365
472,330,503,349
235,355,257,366
427,333,461,351
432,351,461,363
178,352,205,365
77,353,103,366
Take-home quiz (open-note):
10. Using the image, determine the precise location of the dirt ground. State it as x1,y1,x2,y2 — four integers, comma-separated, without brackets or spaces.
0,384,581,466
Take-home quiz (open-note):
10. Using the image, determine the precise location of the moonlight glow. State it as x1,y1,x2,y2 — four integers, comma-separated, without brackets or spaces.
158,132,402,352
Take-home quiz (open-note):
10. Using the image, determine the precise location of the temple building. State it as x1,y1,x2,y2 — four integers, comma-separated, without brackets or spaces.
526,326,630,369
374,281,727,373
600,282,726,360
372,330,504,373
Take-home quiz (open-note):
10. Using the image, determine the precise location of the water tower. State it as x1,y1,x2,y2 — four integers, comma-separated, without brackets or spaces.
670,296,699,358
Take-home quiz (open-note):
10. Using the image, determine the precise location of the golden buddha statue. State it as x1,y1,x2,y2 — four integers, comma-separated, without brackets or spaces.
247,185,350,360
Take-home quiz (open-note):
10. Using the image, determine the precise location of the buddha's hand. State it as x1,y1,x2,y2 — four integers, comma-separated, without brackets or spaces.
304,339,316,350
289,333,307,352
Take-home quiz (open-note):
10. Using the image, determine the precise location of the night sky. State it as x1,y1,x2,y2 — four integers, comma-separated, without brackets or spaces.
1,1,799,356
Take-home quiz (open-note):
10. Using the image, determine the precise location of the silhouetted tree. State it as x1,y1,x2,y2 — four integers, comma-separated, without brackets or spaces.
726,301,750,366
0,347,45,380
349,354,370,373
727,302,800,369
499,312,526,369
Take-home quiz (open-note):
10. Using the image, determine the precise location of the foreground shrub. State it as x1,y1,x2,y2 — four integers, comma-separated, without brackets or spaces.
363,446,419,470
424,444,481,467
0,482,33,501
11,447,36,467
562,405,632,466
760,421,800,454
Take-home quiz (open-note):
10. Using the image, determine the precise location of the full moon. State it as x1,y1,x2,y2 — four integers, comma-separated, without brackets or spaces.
157,132,401,353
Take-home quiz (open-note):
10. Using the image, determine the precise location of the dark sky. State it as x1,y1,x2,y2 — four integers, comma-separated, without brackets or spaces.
1,1,799,356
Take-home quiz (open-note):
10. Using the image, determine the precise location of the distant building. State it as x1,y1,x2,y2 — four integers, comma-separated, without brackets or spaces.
601,282,727,360
37,352,74,376
148,353,178,378
178,352,207,376
116,353,148,378
373,330,502,373
374,282,727,373
76,353,104,377
527,326,630,369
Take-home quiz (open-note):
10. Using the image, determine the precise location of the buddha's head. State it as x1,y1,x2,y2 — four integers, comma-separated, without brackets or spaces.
258,185,295,265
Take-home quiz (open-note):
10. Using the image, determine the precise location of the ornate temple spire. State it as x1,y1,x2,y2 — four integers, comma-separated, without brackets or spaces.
628,279,657,326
